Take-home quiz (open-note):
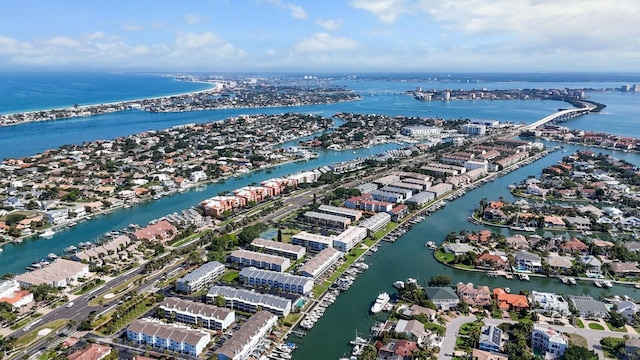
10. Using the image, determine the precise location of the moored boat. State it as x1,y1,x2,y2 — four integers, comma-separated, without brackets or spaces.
39,229,55,238
370,292,390,313
393,281,405,289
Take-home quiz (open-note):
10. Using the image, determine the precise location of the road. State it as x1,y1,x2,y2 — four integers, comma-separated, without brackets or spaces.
438,315,476,360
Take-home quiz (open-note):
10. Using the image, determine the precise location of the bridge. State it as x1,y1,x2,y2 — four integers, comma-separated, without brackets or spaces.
524,102,597,130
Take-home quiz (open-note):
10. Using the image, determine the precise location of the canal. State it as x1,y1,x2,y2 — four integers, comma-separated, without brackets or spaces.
0,143,398,276
290,142,640,360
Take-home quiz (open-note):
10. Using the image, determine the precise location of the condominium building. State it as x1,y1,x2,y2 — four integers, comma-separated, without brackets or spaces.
238,267,313,295
206,286,292,317
297,248,343,279
126,319,211,356
158,297,235,331
228,250,291,272
250,238,306,260
291,231,333,252
216,311,278,360
358,213,391,235
332,226,368,252
317,205,363,222
303,211,351,230
175,261,225,294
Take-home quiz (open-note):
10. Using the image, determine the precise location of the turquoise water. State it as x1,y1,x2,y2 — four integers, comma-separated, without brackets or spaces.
0,72,212,114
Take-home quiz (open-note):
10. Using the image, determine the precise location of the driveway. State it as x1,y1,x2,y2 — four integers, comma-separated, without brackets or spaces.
438,315,476,360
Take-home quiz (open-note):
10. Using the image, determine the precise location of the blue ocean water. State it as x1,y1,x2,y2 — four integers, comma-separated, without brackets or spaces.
0,72,212,114
0,73,639,161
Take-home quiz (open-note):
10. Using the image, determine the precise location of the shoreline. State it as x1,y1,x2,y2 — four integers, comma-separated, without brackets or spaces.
0,77,218,117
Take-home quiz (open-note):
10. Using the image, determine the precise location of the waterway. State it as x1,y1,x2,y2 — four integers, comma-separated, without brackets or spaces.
290,142,640,360
0,143,398,276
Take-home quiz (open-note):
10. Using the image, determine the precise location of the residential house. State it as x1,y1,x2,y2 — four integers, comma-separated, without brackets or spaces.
456,282,491,307
580,255,602,278
543,215,566,229
493,288,529,311
471,349,508,360
475,253,509,271
529,291,570,315
567,295,609,318
479,325,503,352
395,319,426,345
617,301,640,324
424,287,459,310
401,304,436,322
514,250,542,273
505,234,529,250
442,242,476,256
532,325,568,358
611,262,640,278
559,238,589,255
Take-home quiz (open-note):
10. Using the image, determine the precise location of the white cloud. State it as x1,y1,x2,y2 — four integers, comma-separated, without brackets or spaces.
350,0,411,23
264,0,307,20
42,36,82,48
316,19,343,32
184,14,205,25
293,33,358,53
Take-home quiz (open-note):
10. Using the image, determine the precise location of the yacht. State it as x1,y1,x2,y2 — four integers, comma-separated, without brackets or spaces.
370,292,390,314
64,245,78,253
568,277,577,285
47,253,58,260
518,273,530,281
602,280,613,288
594,280,602,288
393,281,405,289
39,229,55,238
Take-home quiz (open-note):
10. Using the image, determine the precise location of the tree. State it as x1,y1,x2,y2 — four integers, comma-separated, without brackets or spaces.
277,229,283,242
214,295,226,307
428,274,452,287
609,310,627,328
562,345,598,360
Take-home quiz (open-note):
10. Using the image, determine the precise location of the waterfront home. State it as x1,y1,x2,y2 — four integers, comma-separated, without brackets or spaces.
591,239,615,254
563,216,591,231
617,300,640,324
479,325,504,352
395,319,426,345
401,304,436,321
610,262,640,278
443,242,477,256
529,291,570,315
532,325,568,359
546,254,573,275
424,287,459,310
567,295,608,318
456,282,491,307
514,250,543,273
493,288,529,311
466,230,492,244
376,339,419,359
0,279,34,308
558,238,589,255
580,255,603,278
543,215,566,229
505,234,529,250
475,253,509,271
131,220,177,243
483,208,506,222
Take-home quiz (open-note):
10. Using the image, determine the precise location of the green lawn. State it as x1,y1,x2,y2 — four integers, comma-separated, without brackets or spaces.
605,322,627,332
373,222,398,240
588,323,605,330
566,333,588,348
15,319,69,348
576,319,585,328
435,250,454,263
74,279,105,295
220,270,239,283
169,232,201,247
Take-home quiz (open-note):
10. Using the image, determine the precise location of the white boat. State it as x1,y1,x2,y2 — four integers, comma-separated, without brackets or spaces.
518,273,530,281
47,253,58,260
568,277,577,285
504,287,511,294
603,280,613,288
594,280,602,288
370,292,390,313
406,278,418,285
39,229,55,238
393,281,405,289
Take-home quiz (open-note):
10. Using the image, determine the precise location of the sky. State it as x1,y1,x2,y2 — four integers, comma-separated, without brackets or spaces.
1,0,639,73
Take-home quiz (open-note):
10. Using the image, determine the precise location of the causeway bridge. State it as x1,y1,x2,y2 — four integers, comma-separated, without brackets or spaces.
524,102,597,130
